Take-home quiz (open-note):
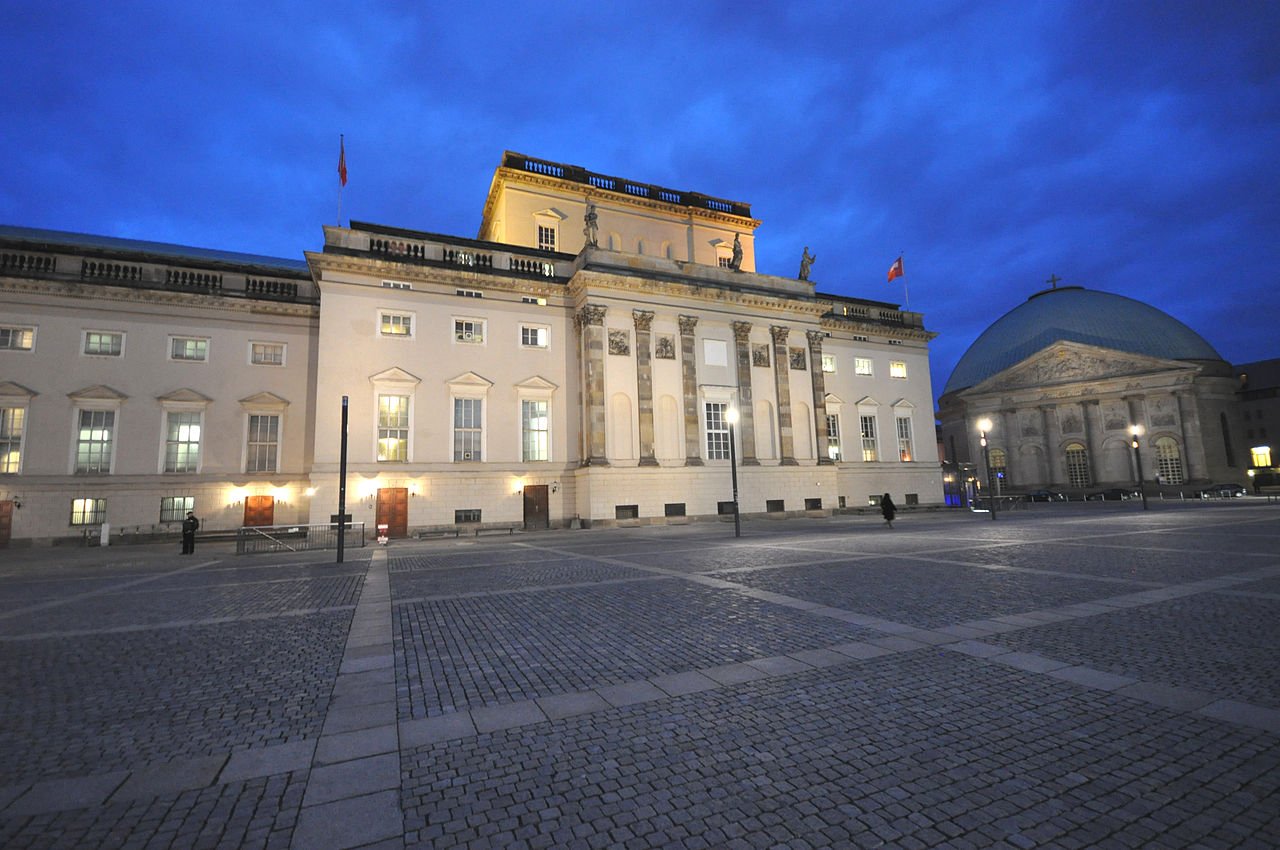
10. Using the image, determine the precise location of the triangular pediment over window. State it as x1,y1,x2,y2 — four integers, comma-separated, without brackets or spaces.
824,392,845,406
515,376,559,393
157,388,214,405
892,398,916,410
369,367,421,388
532,208,567,221
855,395,880,407
446,371,494,390
240,391,290,411
0,381,37,401
68,385,128,402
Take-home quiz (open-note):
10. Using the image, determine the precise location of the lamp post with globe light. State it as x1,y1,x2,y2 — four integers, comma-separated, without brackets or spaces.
977,417,996,521
725,407,741,537
1131,424,1149,510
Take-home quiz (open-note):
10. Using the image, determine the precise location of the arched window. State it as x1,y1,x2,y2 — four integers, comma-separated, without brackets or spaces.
1154,436,1184,485
989,448,1008,493
1065,442,1091,487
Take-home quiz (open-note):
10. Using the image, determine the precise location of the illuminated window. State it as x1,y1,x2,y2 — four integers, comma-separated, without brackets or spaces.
170,337,208,361
1154,436,1184,484
705,403,730,460
989,447,1007,491
897,416,915,462
84,331,124,356
521,325,549,348
0,326,35,350
826,414,841,461
164,412,202,472
380,312,412,336
377,395,409,462
75,410,114,474
537,224,557,252
250,342,285,365
821,354,837,373
246,414,280,473
860,415,878,462
855,357,873,376
70,497,106,526
382,280,411,290
454,398,483,461
0,407,24,473
890,361,908,379
1252,446,1272,467
522,400,549,462
454,318,485,344
160,496,195,523
1065,443,1091,487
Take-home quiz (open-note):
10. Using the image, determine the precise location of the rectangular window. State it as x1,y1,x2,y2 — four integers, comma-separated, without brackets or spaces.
160,495,195,523
250,342,285,365
84,331,124,356
522,296,548,305
897,416,914,462
664,503,686,517
0,407,25,473
380,312,412,336
170,337,208,361
164,411,202,472
1250,446,1271,467
821,354,837,373
860,414,878,462
70,497,106,526
766,499,785,513
382,280,412,290
537,225,556,252
455,509,481,524
705,402,730,460
718,256,732,269
456,288,483,298
454,319,484,344
521,325,549,348
890,360,908,379
805,498,822,510
826,414,841,461
615,504,639,520
454,398,482,461
377,395,409,462
246,414,280,473
855,357,873,376
522,399,549,462
0,326,35,350
75,410,114,474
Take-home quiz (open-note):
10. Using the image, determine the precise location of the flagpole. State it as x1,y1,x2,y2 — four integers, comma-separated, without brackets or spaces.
337,134,344,227
901,250,909,311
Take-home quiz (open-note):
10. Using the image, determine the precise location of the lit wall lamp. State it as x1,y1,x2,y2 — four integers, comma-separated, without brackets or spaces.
551,481,560,493
305,487,317,498
11,496,21,509
976,417,996,522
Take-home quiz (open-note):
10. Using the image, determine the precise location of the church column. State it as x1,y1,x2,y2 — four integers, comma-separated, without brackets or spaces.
807,330,832,465
770,325,798,465
1173,391,1202,480
578,304,609,466
1040,405,1059,486
731,321,759,465
633,310,658,466
1125,396,1147,480
998,408,1017,487
679,314,703,466
1081,401,1100,483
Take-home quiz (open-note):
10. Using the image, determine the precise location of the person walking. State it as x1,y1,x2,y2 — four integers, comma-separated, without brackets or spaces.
880,493,896,529
181,511,199,554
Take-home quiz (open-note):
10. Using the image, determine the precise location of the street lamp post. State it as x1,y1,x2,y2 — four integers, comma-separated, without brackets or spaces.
977,417,996,521
1131,424,1149,511
726,407,741,538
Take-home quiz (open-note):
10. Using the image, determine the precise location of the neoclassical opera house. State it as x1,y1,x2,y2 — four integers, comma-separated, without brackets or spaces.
937,285,1244,494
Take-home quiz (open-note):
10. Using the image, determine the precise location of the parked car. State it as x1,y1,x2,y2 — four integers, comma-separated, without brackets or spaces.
1025,489,1067,502
1197,483,1247,498
1086,488,1138,501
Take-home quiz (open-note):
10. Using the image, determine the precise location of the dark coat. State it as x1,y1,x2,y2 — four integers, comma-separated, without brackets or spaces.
182,515,199,536
880,498,897,522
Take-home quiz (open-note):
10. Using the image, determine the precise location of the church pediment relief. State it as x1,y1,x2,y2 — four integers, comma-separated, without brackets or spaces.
68,384,128,402
0,381,37,400
968,342,1195,395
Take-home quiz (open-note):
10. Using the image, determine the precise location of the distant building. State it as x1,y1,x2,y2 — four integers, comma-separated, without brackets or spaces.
1235,358,1279,489
0,152,942,545
937,285,1244,495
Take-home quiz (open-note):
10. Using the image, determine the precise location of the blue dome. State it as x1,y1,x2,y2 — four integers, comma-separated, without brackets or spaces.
943,286,1223,396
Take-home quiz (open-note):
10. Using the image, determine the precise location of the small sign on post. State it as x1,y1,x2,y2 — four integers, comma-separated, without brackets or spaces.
377,523,389,545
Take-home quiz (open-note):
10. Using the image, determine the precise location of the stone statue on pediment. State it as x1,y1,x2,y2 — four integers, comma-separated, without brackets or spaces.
798,246,815,280
583,203,599,248
730,234,743,270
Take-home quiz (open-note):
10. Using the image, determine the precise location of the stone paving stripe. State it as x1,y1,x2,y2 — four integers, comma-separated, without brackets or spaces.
302,753,401,808
322,700,398,735
596,680,670,707
898,629,961,646
313,723,399,766
830,641,898,660
345,631,390,649
399,713,477,748
535,690,612,720
0,784,25,813
110,753,228,803
6,770,129,817
786,647,858,669
290,789,402,850
957,619,1023,634
866,635,929,652
1116,681,1217,712
342,644,394,661
331,686,397,711
649,670,721,696
1045,665,1140,692
701,662,771,685
991,614,1050,627
826,611,891,626
867,620,924,635
330,666,395,693
941,640,1009,659
220,739,318,783
1197,699,1280,734
745,654,814,677
338,653,394,675
470,701,549,734
934,624,996,639
989,651,1072,674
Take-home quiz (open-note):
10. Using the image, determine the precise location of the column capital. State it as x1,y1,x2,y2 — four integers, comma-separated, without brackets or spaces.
578,304,607,326
731,320,752,342
632,309,654,331
769,325,790,344
806,329,825,350
678,314,699,335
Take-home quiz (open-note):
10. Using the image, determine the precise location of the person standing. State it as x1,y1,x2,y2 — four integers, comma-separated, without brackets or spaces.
181,511,199,554
880,493,896,529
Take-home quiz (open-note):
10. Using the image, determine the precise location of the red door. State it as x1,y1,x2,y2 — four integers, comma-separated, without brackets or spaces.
0,501,12,547
376,488,408,538
244,495,275,527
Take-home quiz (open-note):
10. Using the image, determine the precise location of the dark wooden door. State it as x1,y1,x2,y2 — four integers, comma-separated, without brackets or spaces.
243,495,275,527
0,501,12,547
376,487,408,538
523,485,549,530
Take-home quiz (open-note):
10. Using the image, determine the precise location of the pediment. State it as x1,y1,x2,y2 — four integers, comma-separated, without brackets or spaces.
239,391,290,410
967,341,1196,395
855,395,880,407
157,388,213,405
532,207,567,221
68,384,128,401
514,375,559,392
892,398,915,409
824,392,845,406
0,381,37,400
369,367,421,387
446,371,494,390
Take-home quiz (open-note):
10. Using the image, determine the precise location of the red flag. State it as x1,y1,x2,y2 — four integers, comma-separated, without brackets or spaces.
887,256,904,283
338,137,348,187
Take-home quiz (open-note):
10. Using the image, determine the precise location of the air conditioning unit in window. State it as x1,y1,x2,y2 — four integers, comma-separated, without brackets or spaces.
463,332,473,340
462,451,472,459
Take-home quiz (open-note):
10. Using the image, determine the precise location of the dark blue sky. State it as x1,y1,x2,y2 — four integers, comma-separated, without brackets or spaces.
3,1,1277,404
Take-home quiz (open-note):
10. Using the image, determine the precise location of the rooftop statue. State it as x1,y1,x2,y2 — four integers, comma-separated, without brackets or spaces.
799,246,815,280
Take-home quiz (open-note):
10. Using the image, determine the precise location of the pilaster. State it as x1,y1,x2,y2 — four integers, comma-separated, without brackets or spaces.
578,304,609,466
807,330,832,465
732,321,759,465
633,310,658,466
679,315,703,466
770,325,797,465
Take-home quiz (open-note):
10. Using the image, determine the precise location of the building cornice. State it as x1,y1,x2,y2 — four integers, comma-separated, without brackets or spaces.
305,252,566,301
566,269,827,320
0,276,319,320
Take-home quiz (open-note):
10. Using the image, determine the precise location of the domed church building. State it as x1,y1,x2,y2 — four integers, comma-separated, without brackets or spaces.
937,285,1245,494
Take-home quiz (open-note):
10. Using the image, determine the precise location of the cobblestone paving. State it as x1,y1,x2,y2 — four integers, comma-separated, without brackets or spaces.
1,504,1278,848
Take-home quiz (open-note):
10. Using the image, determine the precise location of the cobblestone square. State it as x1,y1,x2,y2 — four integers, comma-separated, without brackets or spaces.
1,503,1277,848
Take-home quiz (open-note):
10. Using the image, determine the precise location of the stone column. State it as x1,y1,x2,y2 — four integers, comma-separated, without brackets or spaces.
807,330,832,465
731,321,759,465
770,325,798,465
998,408,1017,489
1173,392,1201,480
633,310,657,466
1125,396,1147,480
578,304,609,466
1080,401,1099,483
679,314,703,466
1039,405,1058,486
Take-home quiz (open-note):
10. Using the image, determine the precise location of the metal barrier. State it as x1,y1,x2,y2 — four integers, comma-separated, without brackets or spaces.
235,522,366,555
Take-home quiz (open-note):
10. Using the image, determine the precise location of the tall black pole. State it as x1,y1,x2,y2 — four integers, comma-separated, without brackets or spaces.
728,419,741,538
337,395,349,563
981,430,997,522
1132,430,1149,511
